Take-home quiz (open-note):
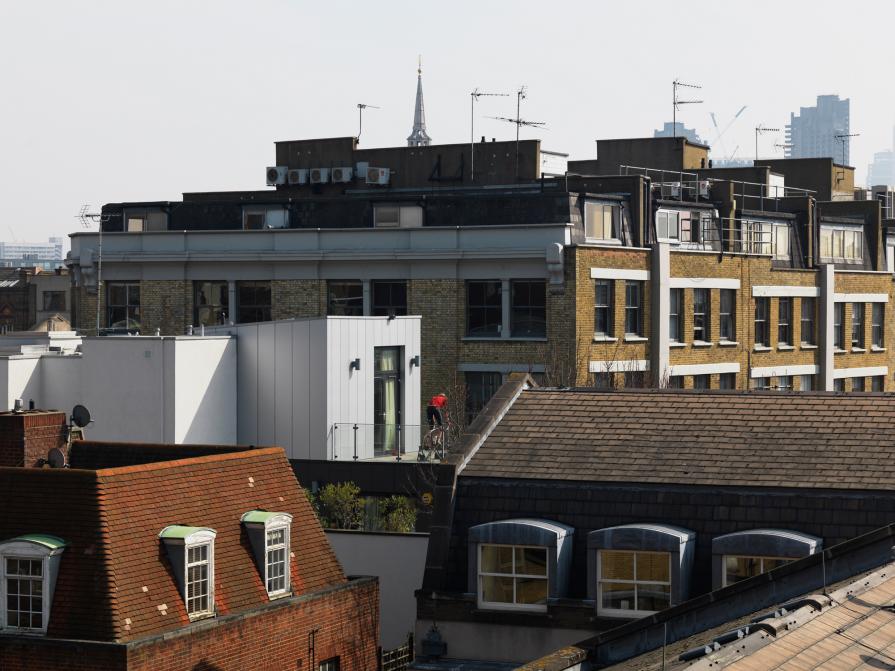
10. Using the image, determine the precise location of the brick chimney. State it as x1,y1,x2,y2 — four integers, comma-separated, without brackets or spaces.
0,410,67,467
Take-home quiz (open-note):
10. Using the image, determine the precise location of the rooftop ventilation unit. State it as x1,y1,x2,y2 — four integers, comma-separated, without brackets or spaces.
310,168,330,184
266,166,287,186
287,169,308,185
366,167,391,185
332,167,353,183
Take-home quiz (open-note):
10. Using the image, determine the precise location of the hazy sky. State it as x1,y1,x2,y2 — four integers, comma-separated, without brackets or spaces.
2,0,893,248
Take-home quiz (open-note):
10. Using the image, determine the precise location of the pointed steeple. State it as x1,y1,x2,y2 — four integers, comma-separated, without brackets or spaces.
407,57,432,147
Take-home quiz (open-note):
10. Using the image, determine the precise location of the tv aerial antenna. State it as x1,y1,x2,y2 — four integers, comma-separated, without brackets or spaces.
470,88,509,182
754,125,780,161
835,133,859,165
356,103,380,144
488,86,546,179
672,79,702,138
77,205,116,335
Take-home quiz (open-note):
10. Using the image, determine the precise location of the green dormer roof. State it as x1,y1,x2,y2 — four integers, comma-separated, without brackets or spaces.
241,510,283,524
158,525,214,540
12,534,67,550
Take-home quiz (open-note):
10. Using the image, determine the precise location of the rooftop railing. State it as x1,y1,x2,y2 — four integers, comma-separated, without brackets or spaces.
330,422,444,463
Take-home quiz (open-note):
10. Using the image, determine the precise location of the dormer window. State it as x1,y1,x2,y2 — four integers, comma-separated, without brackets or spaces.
241,511,293,599
0,535,67,634
159,526,217,620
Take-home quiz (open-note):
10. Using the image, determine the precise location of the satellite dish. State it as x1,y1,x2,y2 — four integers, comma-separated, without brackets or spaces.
47,448,66,468
71,404,91,428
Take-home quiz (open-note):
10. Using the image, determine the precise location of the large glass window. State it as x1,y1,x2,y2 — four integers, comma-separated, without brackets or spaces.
465,372,504,425
186,544,212,617
820,226,864,262
754,297,769,347
584,202,617,240
237,281,271,323
194,281,229,326
594,280,613,337
834,303,845,350
693,288,710,342
799,374,814,391
478,544,548,610
873,375,886,392
624,281,643,337
852,303,865,349
374,347,402,456
107,282,141,331
3,557,43,630
693,374,710,390
873,303,885,349
778,297,792,346
800,297,816,346
719,289,736,342
669,289,683,343
327,281,363,317
719,372,736,389
598,550,671,616
742,220,790,259
466,281,502,337
852,377,866,392
511,281,546,338
834,378,845,392
723,556,790,586
371,281,407,317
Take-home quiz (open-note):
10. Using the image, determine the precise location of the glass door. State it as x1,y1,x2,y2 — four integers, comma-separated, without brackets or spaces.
374,347,402,456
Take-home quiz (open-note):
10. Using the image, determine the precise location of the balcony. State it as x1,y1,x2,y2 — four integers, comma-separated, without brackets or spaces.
330,423,446,462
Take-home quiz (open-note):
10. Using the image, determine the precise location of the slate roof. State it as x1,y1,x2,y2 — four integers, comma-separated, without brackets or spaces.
0,444,345,642
462,389,895,490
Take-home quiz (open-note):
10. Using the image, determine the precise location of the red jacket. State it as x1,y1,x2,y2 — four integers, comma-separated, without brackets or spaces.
429,394,448,408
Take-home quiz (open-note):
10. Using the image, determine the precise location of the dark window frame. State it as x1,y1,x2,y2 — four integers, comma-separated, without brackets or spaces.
194,281,229,326
800,297,816,346
594,280,614,338
777,297,793,346
107,282,141,331
693,288,710,342
852,303,865,349
465,371,504,425
371,280,407,317
754,297,769,347
624,281,643,337
236,281,271,324
872,302,884,349
719,289,736,342
510,280,546,338
327,280,364,317
669,289,683,343
466,281,503,337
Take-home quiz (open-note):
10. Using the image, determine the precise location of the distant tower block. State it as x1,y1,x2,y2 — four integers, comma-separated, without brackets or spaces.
407,57,432,147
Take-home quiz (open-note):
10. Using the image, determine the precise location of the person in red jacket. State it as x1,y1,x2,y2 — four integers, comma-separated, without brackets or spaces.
427,392,448,429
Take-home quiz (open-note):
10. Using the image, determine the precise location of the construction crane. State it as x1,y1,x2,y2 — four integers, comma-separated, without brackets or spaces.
709,105,747,158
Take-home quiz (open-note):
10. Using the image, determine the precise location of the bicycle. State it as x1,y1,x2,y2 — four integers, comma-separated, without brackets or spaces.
419,414,454,462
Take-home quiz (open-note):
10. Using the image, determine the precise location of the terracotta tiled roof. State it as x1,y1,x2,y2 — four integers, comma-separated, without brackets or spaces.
0,446,345,642
462,389,895,490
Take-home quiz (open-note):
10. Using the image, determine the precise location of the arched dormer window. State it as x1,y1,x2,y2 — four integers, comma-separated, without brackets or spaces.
712,528,821,589
241,511,293,599
0,534,67,634
159,526,217,620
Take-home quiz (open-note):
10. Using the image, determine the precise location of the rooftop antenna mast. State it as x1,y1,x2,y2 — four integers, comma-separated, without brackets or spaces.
755,125,780,161
470,88,509,182
672,79,702,138
77,205,111,336
488,86,546,179
835,133,859,165
356,103,380,145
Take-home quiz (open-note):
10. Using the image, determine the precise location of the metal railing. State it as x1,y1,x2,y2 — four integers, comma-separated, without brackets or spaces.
330,423,426,462
381,634,413,671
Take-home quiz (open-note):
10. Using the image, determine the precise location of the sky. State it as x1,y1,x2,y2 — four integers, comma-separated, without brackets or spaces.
1,0,893,249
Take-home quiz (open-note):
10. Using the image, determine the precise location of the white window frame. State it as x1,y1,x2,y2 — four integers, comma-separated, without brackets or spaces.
656,210,681,242
819,225,864,263
584,202,619,242
477,543,549,613
0,540,65,634
742,220,790,260
721,555,791,587
597,550,672,618
264,524,291,598
185,537,215,619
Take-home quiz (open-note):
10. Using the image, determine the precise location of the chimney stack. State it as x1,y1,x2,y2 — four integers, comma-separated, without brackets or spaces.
0,410,67,468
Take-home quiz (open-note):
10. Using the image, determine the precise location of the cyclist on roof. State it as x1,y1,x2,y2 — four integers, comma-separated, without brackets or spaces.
427,392,448,429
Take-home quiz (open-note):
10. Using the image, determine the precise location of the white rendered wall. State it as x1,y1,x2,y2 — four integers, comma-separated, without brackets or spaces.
172,338,237,443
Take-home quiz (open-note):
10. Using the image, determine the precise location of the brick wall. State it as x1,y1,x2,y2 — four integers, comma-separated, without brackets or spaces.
271,279,325,320
0,578,378,671
0,411,67,467
139,280,191,335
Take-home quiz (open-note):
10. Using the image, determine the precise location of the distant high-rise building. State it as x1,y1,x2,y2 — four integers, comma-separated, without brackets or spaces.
654,121,703,144
867,127,895,188
785,94,851,164
0,236,64,270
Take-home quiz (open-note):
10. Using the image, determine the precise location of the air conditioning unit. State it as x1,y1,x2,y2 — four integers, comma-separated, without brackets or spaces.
366,167,391,185
661,182,681,198
266,166,287,186
309,168,330,184
332,167,354,183
287,169,308,185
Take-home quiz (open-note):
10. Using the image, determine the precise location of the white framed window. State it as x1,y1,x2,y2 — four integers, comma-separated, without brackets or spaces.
799,374,814,391
585,202,618,241
656,210,681,241
597,550,671,617
186,543,213,617
374,204,423,228
158,526,217,620
478,544,549,612
820,225,864,262
742,220,790,259
0,535,67,634
241,511,293,599
722,555,791,587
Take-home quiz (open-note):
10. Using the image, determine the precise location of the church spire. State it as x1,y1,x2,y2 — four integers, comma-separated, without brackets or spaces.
407,56,432,147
